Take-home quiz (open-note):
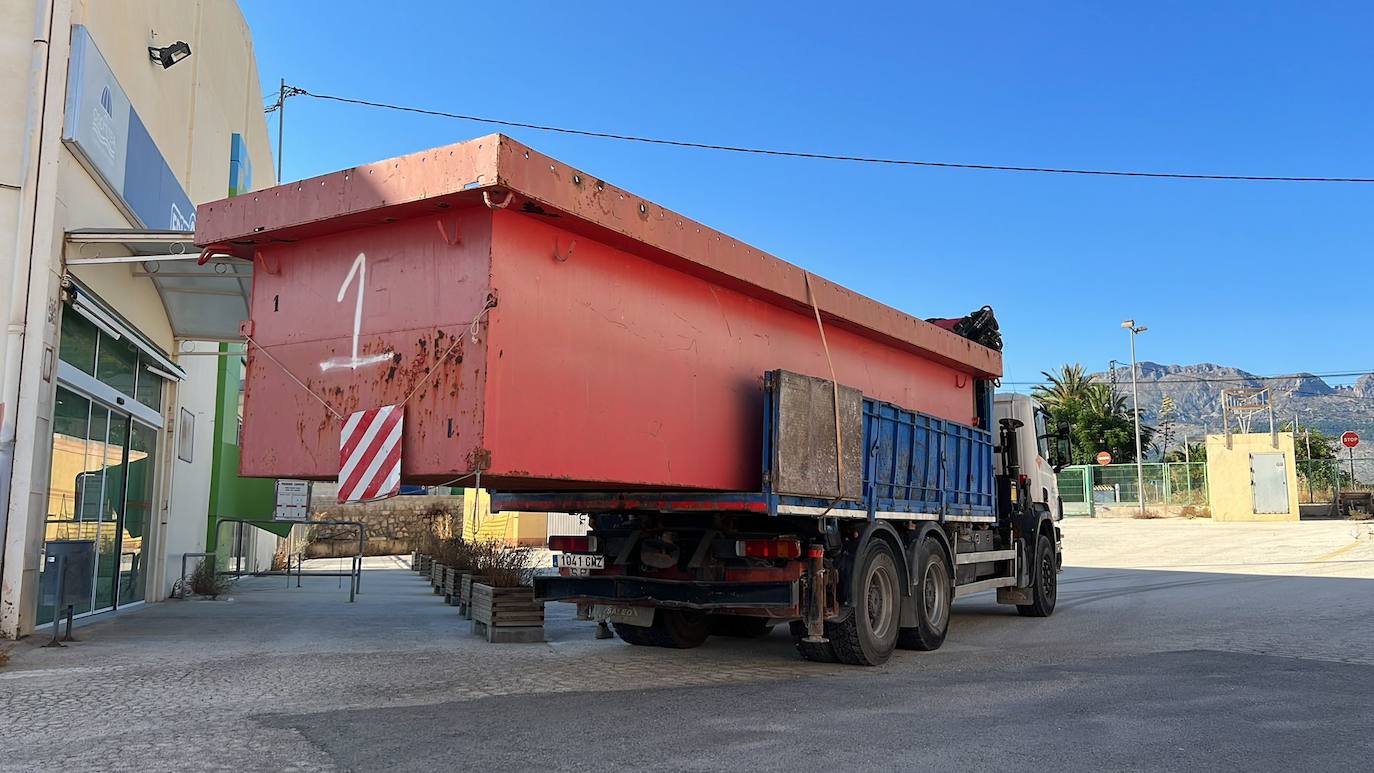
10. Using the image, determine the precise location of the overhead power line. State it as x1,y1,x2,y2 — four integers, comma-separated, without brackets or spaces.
283,86,1374,184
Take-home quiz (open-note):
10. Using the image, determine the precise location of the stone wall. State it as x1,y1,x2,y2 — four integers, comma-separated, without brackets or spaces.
303,495,463,558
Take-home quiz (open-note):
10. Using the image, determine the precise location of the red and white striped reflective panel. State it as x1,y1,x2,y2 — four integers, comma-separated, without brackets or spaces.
338,405,403,503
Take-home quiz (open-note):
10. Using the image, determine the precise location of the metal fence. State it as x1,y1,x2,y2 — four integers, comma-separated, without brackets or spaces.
1297,457,1374,504
1058,462,1208,516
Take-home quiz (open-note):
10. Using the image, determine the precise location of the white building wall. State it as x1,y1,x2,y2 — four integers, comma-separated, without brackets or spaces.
161,341,218,595
1,0,276,637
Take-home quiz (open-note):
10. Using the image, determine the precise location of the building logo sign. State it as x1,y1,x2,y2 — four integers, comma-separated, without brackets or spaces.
62,26,196,231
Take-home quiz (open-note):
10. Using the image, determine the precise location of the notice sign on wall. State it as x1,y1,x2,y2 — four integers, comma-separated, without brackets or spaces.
274,480,311,522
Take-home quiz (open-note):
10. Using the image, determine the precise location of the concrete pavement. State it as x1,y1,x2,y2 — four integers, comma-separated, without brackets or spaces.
2,520,1373,771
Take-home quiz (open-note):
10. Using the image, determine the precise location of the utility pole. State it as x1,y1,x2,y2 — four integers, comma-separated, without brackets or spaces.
1122,320,1148,515
276,77,285,182
1182,433,1191,497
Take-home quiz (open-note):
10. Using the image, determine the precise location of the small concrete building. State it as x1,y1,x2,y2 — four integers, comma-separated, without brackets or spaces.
1,0,275,637
1204,432,1300,522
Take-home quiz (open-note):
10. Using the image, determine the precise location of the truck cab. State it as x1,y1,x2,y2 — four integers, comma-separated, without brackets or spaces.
994,393,1064,520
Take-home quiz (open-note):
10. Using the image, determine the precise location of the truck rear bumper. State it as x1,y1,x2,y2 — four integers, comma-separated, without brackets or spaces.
534,575,797,609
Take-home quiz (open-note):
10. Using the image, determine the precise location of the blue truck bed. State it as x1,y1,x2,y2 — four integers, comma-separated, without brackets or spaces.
492,370,995,522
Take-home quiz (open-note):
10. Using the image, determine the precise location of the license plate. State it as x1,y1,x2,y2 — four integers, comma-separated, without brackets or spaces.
594,604,654,627
556,553,605,570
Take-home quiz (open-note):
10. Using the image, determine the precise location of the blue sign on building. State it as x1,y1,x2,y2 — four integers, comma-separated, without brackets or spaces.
62,26,196,231
228,133,252,197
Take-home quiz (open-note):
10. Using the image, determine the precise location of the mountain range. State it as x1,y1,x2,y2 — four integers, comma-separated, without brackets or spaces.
1091,362,1374,453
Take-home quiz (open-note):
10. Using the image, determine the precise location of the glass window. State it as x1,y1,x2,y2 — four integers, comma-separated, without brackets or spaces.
58,308,99,375
47,387,91,522
1034,408,1052,460
134,360,163,410
96,332,138,398
75,408,108,522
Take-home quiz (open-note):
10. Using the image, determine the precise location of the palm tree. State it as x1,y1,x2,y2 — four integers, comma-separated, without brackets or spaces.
1032,364,1095,412
1082,383,1128,418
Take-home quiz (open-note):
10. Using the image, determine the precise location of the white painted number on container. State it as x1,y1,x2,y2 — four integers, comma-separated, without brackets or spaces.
321,252,393,372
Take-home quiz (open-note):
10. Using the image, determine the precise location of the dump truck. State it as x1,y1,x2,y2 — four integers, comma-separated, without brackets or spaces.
195,134,1069,666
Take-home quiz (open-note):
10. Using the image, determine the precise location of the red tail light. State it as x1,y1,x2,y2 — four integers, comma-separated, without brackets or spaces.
549,535,597,553
736,538,802,560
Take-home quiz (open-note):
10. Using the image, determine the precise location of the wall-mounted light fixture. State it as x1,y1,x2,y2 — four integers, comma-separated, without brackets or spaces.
148,41,192,69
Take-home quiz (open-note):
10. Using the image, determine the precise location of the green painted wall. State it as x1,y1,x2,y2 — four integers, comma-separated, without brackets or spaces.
206,342,288,550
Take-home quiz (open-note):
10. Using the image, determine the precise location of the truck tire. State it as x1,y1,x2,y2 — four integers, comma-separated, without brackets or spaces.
789,620,838,663
615,609,712,648
709,615,774,638
650,609,712,648
613,620,658,646
1016,533,1057,618
897,537,951,651
829,539,901,666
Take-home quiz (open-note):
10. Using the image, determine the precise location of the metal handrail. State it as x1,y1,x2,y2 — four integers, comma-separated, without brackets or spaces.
212,518,366,602
177,551,213,599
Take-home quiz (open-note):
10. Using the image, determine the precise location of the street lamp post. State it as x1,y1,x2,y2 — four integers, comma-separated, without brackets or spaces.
1122,320,1148,515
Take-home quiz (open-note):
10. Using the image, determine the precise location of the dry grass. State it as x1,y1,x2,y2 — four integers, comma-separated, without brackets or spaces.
188,558,231,599
1133,508,1165,520
1180,505,1212,519
470,540,534,588
0,646,10,669
432,537,476,570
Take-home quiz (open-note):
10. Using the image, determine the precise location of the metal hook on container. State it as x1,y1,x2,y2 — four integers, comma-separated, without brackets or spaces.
482,190,513,210
436,216,462,246
197,243,231,266
955,374,968,389
553,238,575,262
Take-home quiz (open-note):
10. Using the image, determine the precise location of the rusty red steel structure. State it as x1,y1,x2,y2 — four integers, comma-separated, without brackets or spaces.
195,134,1002,491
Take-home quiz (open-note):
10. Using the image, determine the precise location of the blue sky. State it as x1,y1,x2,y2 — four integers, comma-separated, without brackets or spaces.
239,1,1374,387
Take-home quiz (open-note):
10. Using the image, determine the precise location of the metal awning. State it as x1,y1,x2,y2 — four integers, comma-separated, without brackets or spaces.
64,228,249,341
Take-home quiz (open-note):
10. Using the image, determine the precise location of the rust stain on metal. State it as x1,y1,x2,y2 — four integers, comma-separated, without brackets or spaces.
194,133,999,378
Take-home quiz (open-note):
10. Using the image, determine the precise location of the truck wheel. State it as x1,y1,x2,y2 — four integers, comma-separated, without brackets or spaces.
897,537,951,651
615,609,711,648
613,621,657,646
789,620,838,663
651,609,712,648
829,539,901,666
1016,533,1058,618
709,615,774,638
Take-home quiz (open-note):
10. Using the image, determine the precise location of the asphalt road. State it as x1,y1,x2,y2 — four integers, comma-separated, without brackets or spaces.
4,521,1374,772
273,648,1373,772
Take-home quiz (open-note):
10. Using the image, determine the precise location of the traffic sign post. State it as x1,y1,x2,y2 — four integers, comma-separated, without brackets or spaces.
1342,432,1360,483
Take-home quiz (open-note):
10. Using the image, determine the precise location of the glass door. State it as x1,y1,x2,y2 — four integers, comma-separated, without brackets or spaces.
42,387,98,624
118,422,157,605
41,388,149,624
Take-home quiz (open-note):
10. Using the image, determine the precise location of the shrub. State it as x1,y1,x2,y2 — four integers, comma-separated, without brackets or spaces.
470,540,533,588
188,558,232,599
433,537,475,570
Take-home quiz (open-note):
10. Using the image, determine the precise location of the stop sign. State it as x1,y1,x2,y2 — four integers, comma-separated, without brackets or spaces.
1096,451,1113,465
1342,431,1360,449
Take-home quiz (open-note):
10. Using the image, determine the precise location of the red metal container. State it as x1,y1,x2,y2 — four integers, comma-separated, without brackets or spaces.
195,135,1001,491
